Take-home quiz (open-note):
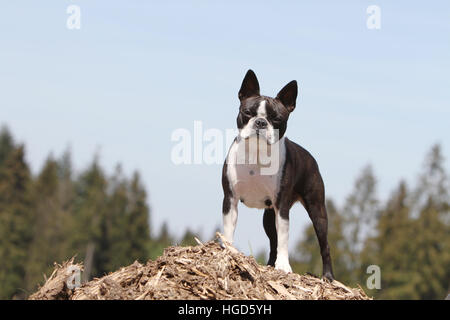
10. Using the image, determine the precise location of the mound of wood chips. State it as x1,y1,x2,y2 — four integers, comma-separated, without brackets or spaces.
29,233,370,300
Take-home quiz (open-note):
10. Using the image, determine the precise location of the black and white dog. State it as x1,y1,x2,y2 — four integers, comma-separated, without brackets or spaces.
222,70,334,281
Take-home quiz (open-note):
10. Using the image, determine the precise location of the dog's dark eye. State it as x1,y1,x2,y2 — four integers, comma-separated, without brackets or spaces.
272,118,282,125
241,110,253,117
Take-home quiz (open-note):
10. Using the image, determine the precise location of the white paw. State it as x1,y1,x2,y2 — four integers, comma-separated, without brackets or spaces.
220,239,232,249
219,234,233,248
275,258,292,273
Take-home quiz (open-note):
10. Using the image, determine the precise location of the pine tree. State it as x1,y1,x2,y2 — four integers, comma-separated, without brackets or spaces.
413,144,449,213
342,165,378,284
55,148,76,257
0,129,159,296
412,198,449,299
409,144,450,299
362,144,450,299
362,182,418,299
103,166,128,270
126,172,151,262
25,156,74,293
56,148,75,211
179,228,198,247
149,222,174,259
0,126,14,167
69,159,108,280
0,146,34,299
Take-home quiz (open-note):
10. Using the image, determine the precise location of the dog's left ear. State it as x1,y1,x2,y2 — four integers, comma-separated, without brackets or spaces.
276,80,298,112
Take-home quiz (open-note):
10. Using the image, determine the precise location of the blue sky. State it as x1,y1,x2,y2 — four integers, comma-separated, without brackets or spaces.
0,1,449,256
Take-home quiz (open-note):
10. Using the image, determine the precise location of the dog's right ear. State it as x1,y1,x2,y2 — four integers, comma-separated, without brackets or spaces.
238,69,260,100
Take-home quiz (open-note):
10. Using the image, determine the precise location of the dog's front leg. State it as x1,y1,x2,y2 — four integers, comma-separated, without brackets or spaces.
222,197,238,244
274,206,292,273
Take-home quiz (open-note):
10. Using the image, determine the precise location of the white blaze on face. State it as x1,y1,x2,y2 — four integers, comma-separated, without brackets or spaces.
256,100,267,117
239,100,276,144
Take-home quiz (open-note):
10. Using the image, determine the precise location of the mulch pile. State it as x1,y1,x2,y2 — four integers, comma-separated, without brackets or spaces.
29,233,370,300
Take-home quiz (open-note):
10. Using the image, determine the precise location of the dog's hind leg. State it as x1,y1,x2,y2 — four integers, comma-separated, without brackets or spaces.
303,197,334,281
263,208,277,266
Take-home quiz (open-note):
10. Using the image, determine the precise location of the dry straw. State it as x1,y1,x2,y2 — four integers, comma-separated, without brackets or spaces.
30,233,370,300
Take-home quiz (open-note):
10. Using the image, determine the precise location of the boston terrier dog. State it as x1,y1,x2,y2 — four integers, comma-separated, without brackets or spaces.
222,70,334,281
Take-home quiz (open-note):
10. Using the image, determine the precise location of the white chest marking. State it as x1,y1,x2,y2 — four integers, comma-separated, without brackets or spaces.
226,137,286,209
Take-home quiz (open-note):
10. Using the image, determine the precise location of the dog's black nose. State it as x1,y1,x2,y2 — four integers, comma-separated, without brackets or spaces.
255,118,268,129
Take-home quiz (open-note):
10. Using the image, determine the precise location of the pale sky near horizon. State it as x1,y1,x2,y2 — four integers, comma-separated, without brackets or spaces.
0,1,449,256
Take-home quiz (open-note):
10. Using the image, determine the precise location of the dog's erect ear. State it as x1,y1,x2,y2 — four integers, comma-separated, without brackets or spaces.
238,69,260,100
276,80,298,112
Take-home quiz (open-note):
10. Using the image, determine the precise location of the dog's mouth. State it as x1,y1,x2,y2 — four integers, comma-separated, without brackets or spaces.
244,128,266,139
239,126,278,145
242,131,277,146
